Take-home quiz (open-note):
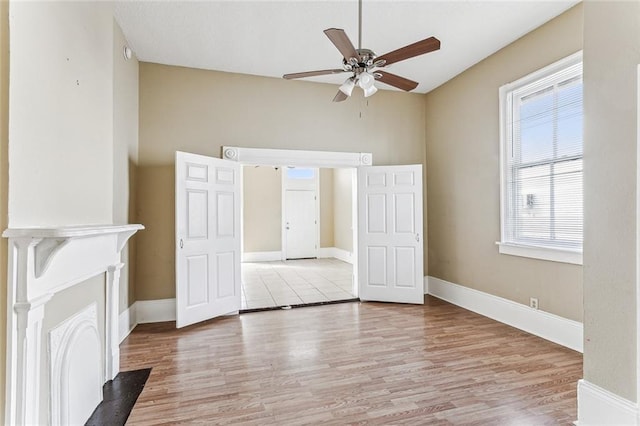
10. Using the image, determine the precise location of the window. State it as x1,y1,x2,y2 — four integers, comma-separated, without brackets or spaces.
286,167,315,180
499,52,583,264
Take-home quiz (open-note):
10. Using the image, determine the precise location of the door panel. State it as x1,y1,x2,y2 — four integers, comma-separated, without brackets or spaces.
176,151,241,328
358,165,424,304
187,190,208,238
367,194,387,233
186,255,209,305
367,247,387,286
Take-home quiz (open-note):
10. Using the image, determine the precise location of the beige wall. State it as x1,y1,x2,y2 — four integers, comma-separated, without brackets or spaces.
424,4,583,321
139,64,426,166
333,168,353,252
242,166,282,252
320,168,334,248
8,2,114,227
0,1,8,418
135,165,175,300
582,0,639,402
113,20,139,313
137,64,426,300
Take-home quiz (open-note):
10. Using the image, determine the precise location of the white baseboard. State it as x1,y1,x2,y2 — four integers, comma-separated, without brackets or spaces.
427,276,583,353
117,298,176,342
242,251,282,262
317,247,333,258
577,379,638,425
118,303,137,343
318,247,353,264
136,298,176,323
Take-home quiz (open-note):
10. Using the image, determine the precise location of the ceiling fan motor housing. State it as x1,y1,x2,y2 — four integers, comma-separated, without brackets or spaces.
344,48,378,72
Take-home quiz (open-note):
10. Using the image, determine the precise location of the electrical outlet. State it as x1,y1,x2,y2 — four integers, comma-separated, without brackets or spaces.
530,297,539,310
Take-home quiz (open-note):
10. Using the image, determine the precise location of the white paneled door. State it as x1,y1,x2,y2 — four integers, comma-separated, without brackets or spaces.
285,190,318,259
358,165,424,304
175,151,241,328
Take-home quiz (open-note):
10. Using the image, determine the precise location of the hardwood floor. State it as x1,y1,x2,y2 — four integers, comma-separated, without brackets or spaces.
120,296,582,425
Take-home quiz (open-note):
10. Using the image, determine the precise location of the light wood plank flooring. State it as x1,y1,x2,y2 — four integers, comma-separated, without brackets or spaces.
120,296,582,425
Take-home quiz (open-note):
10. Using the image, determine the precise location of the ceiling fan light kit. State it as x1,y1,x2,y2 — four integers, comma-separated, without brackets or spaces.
283,0,441,102
358,72,378,97
339,77,356,96
363,84,378,98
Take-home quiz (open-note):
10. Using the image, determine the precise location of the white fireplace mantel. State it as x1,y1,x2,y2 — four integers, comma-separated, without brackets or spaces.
3,224,144,426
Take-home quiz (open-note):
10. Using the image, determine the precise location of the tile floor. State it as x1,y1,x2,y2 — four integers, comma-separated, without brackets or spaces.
241,258,355,310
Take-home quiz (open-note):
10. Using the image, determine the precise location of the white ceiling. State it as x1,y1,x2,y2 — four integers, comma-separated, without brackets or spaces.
114,1,579,94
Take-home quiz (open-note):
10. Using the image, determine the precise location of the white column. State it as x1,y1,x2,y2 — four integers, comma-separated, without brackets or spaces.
14,298,50,425
105,263,124,381
6,238,53,426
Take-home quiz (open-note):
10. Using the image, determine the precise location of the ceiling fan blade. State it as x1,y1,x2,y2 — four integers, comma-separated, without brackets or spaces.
375,71,419,92
324,28,359,61
376,36,440,66
333,90,348,102
283,69,348,79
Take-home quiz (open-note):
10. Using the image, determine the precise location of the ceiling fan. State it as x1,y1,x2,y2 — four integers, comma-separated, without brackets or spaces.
283,0,441,102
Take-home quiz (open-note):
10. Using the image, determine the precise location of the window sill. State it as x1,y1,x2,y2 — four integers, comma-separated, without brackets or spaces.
497,242,582,265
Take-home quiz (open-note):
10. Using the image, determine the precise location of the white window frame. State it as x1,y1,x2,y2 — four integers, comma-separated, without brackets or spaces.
498,51,583,265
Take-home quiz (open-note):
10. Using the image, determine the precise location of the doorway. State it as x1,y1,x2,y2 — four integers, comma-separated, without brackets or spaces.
240,165,357,310
282,166,320,260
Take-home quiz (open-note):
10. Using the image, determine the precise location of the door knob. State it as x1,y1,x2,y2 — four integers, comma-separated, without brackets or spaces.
180,238,184,248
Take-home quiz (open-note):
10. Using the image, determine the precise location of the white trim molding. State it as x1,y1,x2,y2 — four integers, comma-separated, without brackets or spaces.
118,299,174,343
3,224,143,426
242,251,282,262
318,247,353,264
577,380,638,425
136,298,176,324
222,146,372,168
118,303,138,343
497,242,582,265
427,276,583,352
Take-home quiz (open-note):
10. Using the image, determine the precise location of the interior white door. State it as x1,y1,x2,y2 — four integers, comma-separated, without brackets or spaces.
175,151,241,328
358,165,424,304
285,189,317,259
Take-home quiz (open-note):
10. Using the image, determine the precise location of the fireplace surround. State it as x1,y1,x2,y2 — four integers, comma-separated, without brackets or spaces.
3,224,143,425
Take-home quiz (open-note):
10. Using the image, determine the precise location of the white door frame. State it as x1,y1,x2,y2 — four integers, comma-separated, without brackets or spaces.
225,146,372,298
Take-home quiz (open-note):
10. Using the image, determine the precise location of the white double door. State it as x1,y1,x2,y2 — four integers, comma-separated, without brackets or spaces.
176,152,424,328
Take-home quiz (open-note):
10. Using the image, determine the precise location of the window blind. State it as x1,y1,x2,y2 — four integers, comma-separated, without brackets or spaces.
504,62,583,251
